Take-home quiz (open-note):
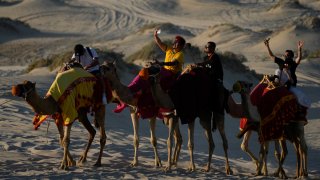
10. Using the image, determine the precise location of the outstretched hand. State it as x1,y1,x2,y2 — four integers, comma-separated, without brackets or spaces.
264,38,270,46
297,41,304,49
154,29,160,36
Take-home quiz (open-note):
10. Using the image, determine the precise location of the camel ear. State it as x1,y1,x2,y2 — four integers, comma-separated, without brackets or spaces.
232,81,241,93
112,59,116,66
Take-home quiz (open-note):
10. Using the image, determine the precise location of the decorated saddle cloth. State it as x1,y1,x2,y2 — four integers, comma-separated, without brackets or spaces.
128,72,158,119
251,82,307,143
47,67,97,125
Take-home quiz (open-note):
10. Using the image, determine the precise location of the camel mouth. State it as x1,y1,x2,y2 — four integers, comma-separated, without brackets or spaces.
12,85,22,97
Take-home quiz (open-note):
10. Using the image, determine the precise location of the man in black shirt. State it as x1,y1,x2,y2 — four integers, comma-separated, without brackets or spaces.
197,41,225,121
264,38,303,87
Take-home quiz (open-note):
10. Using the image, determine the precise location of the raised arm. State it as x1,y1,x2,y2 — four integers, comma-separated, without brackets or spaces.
264,38,276,61
154,29,167,52
295,40,303,65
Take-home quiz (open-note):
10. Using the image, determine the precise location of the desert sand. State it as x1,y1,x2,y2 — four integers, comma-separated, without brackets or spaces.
0,0,319,179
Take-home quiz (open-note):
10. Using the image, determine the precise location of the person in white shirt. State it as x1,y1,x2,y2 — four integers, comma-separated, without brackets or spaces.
71,44,100,76
274,63,293,87
71,44,107,104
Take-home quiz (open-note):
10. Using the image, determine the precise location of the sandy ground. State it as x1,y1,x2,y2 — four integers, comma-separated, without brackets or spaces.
0,0,319,179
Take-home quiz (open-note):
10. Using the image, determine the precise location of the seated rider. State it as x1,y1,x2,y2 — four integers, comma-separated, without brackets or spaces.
264,38,303,88
71,44,100,76
194,42,225,128
71,44,106,104
113,29,186,113
264,38,310,108
274,63,294,88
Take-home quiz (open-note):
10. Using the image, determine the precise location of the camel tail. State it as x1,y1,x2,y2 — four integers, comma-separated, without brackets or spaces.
224,87,231,114
93,115,100,128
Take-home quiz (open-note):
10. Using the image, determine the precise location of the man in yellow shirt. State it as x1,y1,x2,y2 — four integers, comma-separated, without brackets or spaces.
153,29,185,74
113,29,186,113
152,29,185,91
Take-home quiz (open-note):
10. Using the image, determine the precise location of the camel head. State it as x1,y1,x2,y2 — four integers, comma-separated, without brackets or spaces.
232,81,252,94
12,80,36,98
100,61,118,79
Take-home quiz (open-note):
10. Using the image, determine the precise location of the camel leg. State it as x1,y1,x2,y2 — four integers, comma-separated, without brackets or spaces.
273,140,281,177
300,136,308,177
257,142,269,176
94,105,107,167
241,131,259,172
292,139,301,178
60,125,72,170
290,122,308,178
199,112,214,172
149,117,162,168
55,117,74,167
299,139,308,178
296,123,308,177
163,115,177,172
214,113,232,175
130,107,140,167
172,116,182,167
274,140,288,179
77,110,96,166
187,121,195,172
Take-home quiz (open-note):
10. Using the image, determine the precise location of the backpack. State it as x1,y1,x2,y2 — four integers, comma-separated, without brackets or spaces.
86,47,94,59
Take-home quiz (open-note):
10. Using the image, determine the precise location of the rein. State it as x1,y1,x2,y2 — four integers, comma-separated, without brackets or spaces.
22,85,35,100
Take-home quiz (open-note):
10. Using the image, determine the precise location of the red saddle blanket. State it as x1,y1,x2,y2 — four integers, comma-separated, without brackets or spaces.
250,83,307,143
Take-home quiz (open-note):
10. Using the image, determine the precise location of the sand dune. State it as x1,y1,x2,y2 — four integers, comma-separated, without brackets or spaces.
0,0,319,179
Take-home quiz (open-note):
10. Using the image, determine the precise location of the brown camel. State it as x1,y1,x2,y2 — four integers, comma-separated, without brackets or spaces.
169,65,232,174
231,79,308,178
100,62,182,171
11,67,106,170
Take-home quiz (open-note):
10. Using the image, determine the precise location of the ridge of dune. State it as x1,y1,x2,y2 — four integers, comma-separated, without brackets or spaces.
0,1,320,179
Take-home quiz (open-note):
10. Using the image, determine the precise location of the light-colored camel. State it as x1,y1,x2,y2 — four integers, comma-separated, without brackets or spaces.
227,86,283,177
12,70,106,170
100,62,182,171
231,79,308,178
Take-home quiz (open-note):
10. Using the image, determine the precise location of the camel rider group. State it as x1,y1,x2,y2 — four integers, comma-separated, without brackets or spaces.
70,29,309,117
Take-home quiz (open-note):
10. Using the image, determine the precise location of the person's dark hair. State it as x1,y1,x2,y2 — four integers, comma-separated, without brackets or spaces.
285,50,294,59
74,44,85,56
175,36,186,47
207,41,216,50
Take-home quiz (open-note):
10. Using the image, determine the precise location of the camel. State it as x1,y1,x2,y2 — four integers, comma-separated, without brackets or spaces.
99,61,182,171
100,61,233,173
231,78,308,178
11,67,107,170
172,65,232,174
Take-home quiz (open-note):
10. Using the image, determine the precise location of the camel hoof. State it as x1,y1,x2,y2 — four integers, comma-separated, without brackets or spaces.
225,167,233,175
130,161,138,167
201,168,210,172
187,166,196,172
171,161,177,167
163,165,171,172
68,160,76,167
94,162,102,167
60,163,69,170
77,157,86,167
155,160,162,168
